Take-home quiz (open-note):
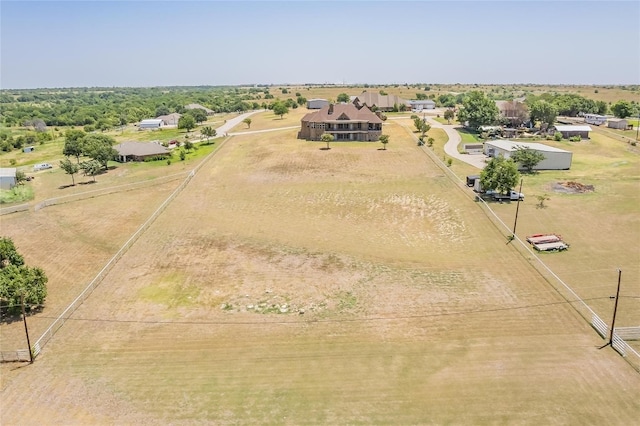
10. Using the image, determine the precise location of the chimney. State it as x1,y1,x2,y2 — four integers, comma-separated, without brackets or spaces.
328,104,334,115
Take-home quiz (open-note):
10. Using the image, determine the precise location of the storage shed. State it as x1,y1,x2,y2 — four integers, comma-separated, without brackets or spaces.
138,119,164,130
408,100,436,111
607,118,630,130
307,99,330,109
0,168,17,190
553,125,592,139
484,140,572,170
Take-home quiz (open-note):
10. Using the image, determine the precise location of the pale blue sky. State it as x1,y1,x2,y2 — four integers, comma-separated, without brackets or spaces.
1,1,639,89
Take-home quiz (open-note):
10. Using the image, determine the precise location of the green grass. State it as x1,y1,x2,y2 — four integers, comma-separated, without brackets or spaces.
457,128,483,144
0,185,34,204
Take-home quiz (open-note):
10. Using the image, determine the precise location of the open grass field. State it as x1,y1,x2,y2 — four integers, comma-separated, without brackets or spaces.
1,118,639,424
269,84,639,105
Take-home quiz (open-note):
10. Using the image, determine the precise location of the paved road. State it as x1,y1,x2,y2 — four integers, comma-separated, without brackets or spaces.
228,125,300,136
214,110,264,136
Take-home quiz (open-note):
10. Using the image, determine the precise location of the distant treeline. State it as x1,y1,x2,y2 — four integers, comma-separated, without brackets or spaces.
0,86,270,127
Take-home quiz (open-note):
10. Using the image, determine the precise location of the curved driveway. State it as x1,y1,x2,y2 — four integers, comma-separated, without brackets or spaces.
425,117,488,169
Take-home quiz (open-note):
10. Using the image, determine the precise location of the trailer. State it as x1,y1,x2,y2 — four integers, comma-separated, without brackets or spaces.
532,241,569,252
526,234,562,244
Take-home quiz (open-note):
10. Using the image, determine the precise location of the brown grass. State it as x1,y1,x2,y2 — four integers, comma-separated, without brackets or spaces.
1,119,638,424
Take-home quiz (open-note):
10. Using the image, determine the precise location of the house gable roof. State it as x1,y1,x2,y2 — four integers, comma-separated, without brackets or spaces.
115,141,170,157
554,125,592,132
301,104,382,124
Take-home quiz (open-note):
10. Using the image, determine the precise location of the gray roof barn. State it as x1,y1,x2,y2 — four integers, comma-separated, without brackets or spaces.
114,142,170,162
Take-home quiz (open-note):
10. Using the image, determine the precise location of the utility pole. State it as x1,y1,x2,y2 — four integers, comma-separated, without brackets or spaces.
21,294,34,364
511,178,524,239
607,269,622,347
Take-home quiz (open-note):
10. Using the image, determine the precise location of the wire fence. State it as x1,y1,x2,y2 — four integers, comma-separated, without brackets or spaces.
410,124,640,373
28,135,232,359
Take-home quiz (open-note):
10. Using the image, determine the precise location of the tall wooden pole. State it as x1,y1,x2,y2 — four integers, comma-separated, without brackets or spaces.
608,269,622,347
512,178,524,238
21,294,34,364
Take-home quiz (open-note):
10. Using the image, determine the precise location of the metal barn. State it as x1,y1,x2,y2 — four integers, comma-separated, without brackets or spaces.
484,140,573,170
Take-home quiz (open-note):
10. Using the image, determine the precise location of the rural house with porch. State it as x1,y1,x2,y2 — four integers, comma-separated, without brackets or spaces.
299,104,383,142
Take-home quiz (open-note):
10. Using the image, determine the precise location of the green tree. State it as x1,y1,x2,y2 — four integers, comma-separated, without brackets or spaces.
60,158,80,185
510,146,546,173
272,102,289,119
321,133,334,150
63,129,86,163
296,96,307,106
83,134,117,170
379,134,389,150
414,117,425,132
336,93,350,103
0,237,48,317
457,91,499,129
596,100,608,115
186,108,207,124
80,160,102,182
529,100,558,127
480,155,520,195
184,140,194,152
438,94,457,108
610,100,634,118
242,118,252,129
200,126,216,144
15,170,27,185
178,115,196,132
444,109,455,124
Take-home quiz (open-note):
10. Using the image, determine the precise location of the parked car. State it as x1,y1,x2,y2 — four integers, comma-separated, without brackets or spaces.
33,163,53,171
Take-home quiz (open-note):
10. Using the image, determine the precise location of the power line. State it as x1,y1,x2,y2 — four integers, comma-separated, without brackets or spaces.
23,296,624,327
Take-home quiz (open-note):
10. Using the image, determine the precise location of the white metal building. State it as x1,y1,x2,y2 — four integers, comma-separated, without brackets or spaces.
0,168,17,190
138,119,164,130
408,100,436,111
484,140,573,170
307,99,330,109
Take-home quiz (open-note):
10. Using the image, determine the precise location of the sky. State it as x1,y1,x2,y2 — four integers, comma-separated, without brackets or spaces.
1,0,639,89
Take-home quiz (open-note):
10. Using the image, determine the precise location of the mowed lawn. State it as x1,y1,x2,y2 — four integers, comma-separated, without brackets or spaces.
1,120,639,424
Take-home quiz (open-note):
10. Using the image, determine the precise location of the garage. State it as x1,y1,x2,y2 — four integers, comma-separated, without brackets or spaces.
484,140,573,170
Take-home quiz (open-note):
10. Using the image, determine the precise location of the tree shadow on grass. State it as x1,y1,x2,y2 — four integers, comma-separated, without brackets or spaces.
319,147,331,151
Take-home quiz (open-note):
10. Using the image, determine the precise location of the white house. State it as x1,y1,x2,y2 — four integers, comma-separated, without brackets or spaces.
484,140,572,170
0,168,17,190
138,119,164,130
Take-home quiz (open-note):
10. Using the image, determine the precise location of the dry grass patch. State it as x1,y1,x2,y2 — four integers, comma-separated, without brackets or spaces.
2,119,639,424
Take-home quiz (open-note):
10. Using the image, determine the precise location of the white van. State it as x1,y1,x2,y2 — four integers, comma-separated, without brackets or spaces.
33,163,53,171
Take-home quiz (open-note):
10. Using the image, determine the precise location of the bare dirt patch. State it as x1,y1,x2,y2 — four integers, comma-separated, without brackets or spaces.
552,181,595,193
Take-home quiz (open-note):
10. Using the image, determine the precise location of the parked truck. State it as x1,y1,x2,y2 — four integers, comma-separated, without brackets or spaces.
487,189,524,201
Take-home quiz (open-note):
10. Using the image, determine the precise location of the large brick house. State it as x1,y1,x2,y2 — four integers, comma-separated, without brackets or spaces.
298,104,383,141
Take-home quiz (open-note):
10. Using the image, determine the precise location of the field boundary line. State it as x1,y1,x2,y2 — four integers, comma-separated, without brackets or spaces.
400,121,640,373
28,137,233,360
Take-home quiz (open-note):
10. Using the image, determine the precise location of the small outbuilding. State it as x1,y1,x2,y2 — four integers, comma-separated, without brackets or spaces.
138,119,164,130
23,146,35,153
484,140,573,170
0,168,17,190
307,99,330,109
607,118,631,130
408,100,436,111
552,125,592,139
114,141,170,162
157,113,181,126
